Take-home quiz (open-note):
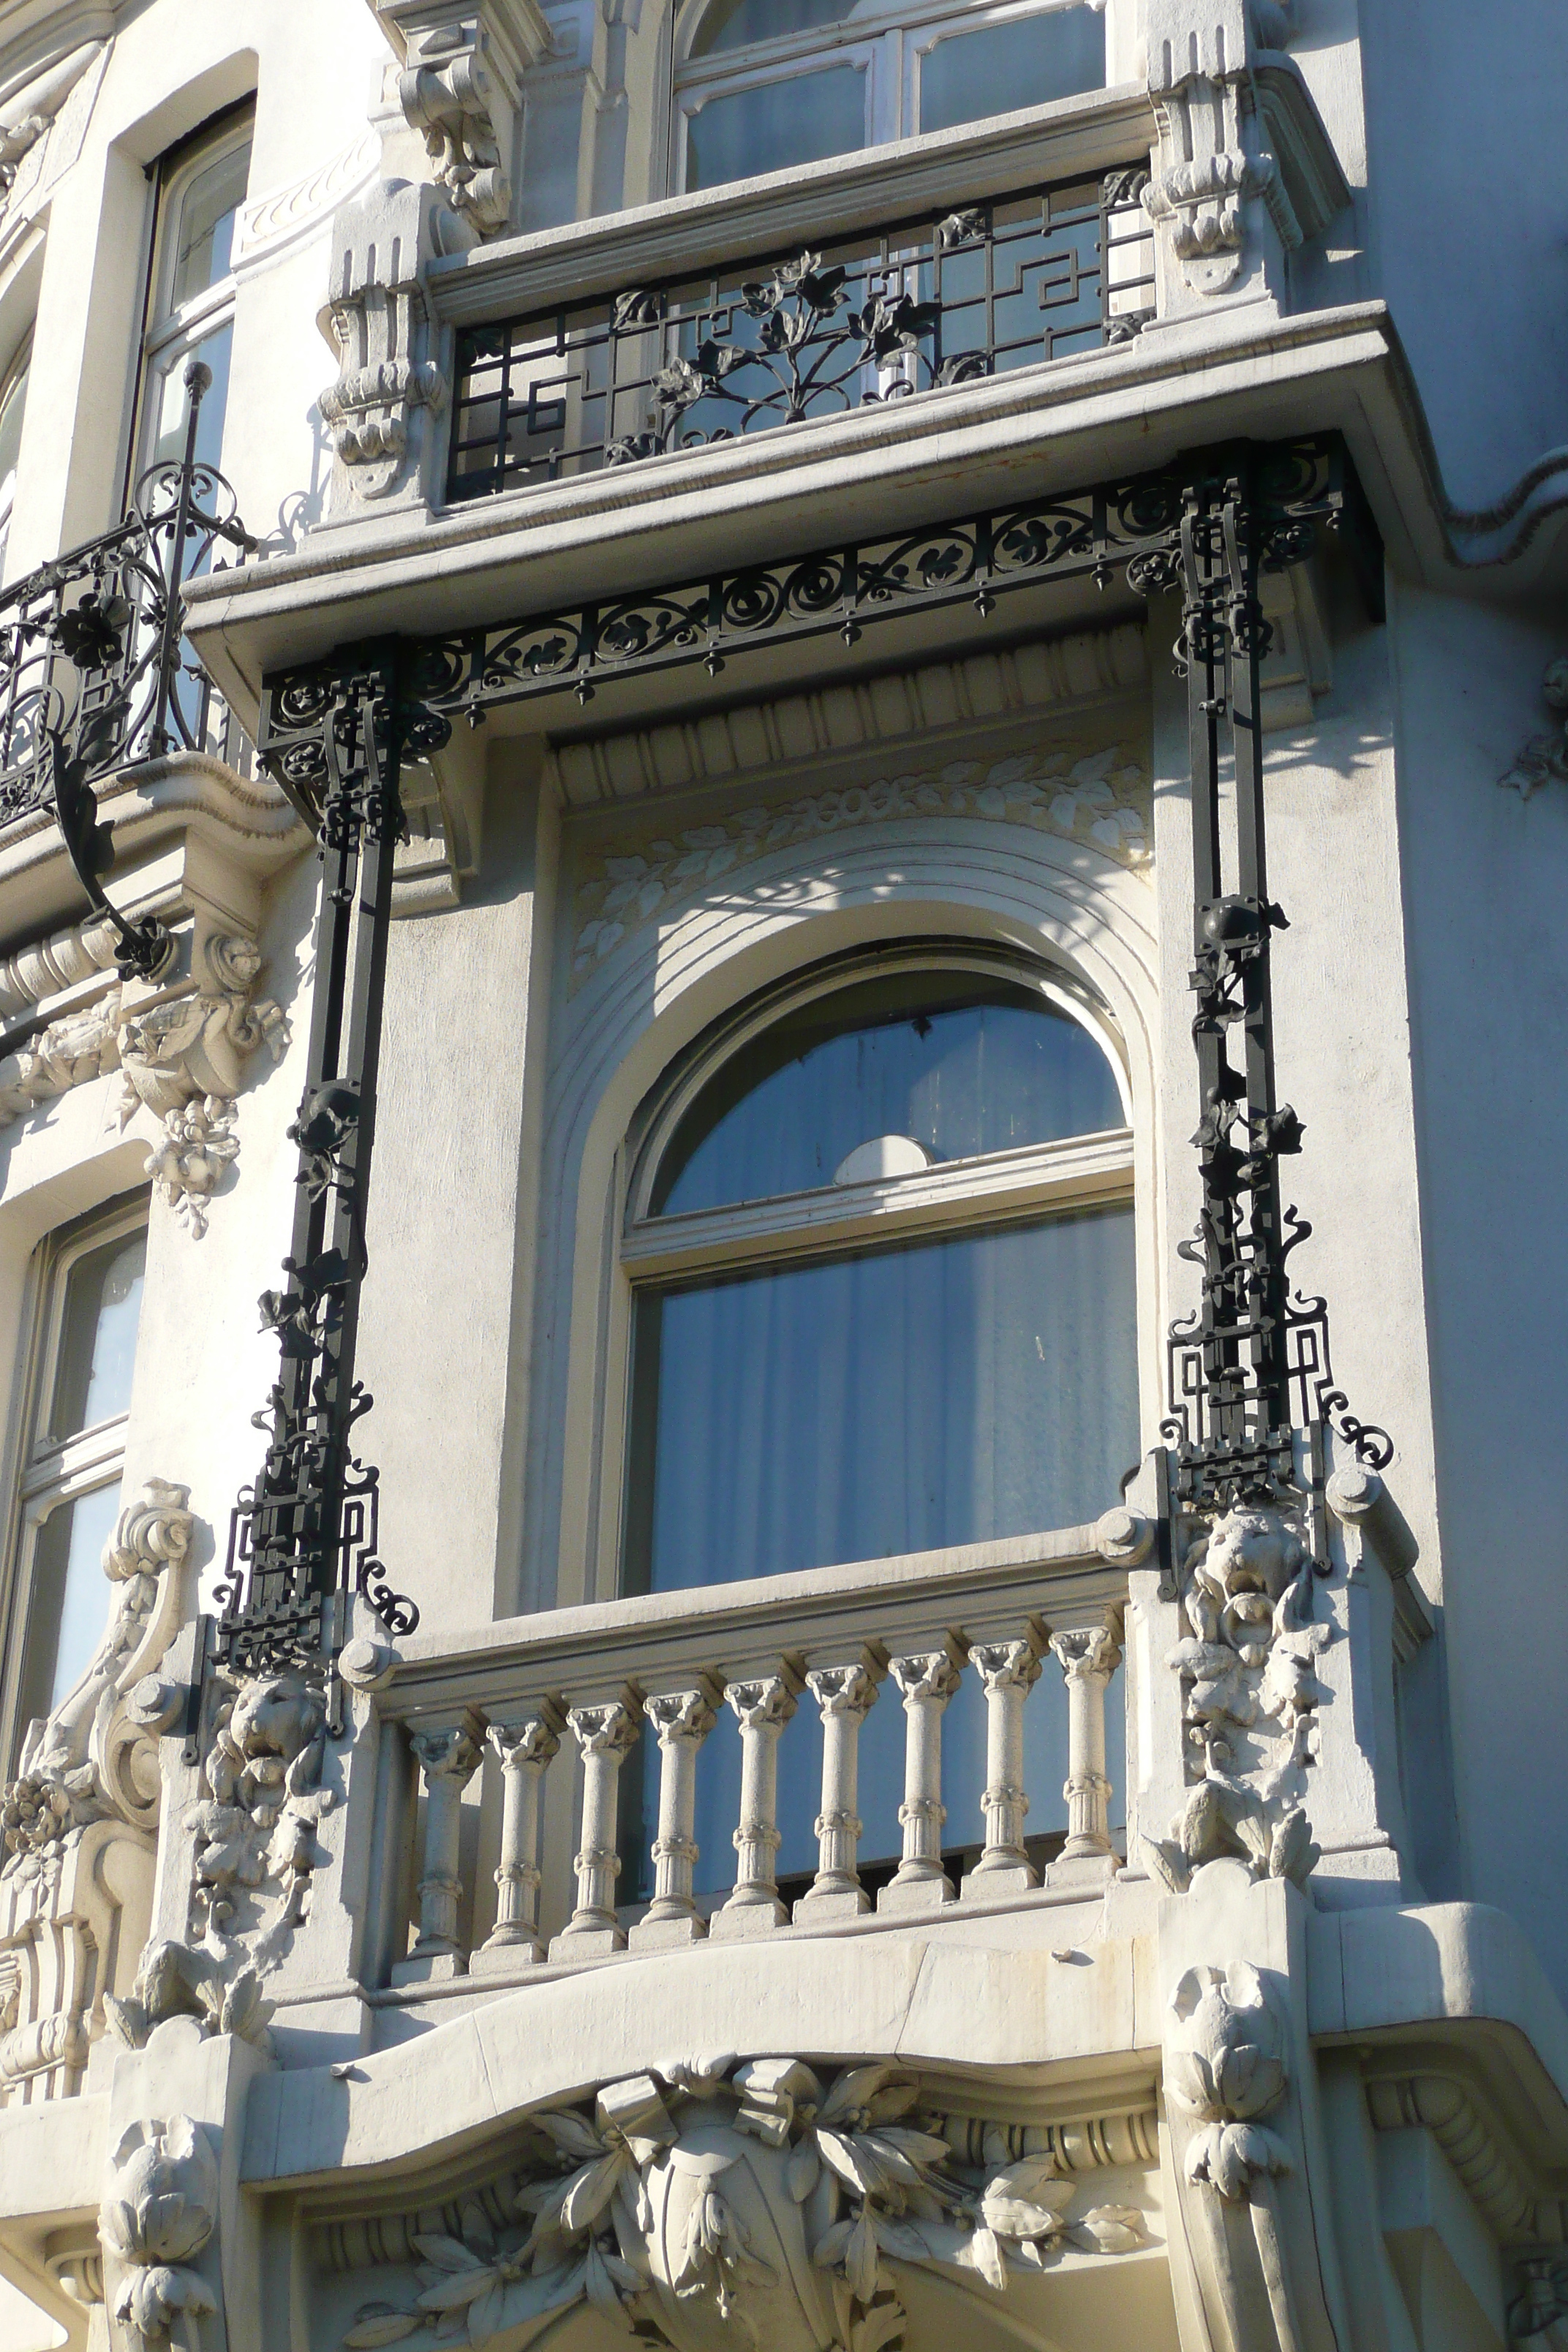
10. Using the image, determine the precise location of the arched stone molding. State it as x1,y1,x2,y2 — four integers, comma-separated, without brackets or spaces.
522,810,1162,1617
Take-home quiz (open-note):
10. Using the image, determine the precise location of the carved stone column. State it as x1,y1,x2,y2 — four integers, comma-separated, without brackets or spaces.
471,1713,560,1973
712,1675,796,1939
392,1720,483,1983
550,1698,641,1957
1046,1621,1123,1889
630,1683,719,1950
795,1661,881,1922
964,1635,1044,1897
879,1647,964,1912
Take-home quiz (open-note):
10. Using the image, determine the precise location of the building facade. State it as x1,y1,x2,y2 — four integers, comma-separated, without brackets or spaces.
0,1,1559,2347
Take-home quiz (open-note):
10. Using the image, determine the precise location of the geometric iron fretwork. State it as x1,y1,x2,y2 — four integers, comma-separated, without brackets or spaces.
1127,445,1392,1516
208,651,449,1705
214,430,1387,1695
448,169,1155,500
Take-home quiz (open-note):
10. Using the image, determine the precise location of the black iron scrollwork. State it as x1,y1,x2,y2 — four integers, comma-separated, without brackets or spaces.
0,360,255,979
211,647,440,1707
1128,450,1392,1518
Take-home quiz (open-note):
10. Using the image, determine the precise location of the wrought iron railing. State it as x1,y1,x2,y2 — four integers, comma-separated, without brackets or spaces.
448,167,1154,502
0,361,255,978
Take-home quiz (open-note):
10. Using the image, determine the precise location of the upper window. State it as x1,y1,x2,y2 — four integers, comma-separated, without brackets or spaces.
622,951,1137,1594
135,105,253,480
6,1204,146,1760
0,339,30,573
675,0,1106,190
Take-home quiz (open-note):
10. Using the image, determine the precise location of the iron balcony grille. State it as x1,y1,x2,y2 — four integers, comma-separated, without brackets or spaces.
448,165,1155,502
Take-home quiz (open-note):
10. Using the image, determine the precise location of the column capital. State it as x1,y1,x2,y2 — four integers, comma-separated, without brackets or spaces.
488,1711,562,1773
725,1676,798,1733
1050,1624,1123,1683
643,1684,720,1750
566,1697,642,1760
410,1721,483,1785
970,1637,1044,1694
806,1660,881,1720
889,1649,964,1708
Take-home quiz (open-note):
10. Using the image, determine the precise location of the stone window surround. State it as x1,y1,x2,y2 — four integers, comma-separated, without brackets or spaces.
535,689,1163,1621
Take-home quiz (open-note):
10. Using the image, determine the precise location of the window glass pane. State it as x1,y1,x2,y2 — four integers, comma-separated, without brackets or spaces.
170,138,251,311
49,1230,146,1441
685,62,867,189
653,972,1123,1214
150,317,233,470
917,5,1105,134
693,0,851,52
15,1481,120,1733
0,347,29,561
626,1202,1137,1591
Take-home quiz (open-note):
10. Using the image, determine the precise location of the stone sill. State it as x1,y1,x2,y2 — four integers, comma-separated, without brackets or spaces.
424,81,1155,327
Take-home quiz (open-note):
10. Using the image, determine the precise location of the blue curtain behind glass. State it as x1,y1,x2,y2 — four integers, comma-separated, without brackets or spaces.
636,1203,1137,1591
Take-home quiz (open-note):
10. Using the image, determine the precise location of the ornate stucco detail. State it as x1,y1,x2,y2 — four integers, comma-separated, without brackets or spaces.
571,741,1151,981
0,42,104,215
375,1,550,236
116,934,290,1235
339,2057,1146,2349
1164,1963,1291,2202
99,2115,219,2352
320,176,477,508
1144,1507,1331,1893
1,1481,194,1883
235,130,382,270
1499,656,1568,796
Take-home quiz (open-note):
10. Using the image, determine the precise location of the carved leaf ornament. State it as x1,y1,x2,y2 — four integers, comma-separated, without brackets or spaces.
342,2055,1146,2350
99,2114,219,2350
1165,1964,1292,2202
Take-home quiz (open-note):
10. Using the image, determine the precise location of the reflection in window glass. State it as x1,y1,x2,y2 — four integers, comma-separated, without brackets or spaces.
627,1204,1138,1591
917,5,1105,133
50,1231,146,1440
654,973,1124,1214
685,61,867,188
17,1480,121,1727
170,140,251,310
151,318,233,467
693,0,849,50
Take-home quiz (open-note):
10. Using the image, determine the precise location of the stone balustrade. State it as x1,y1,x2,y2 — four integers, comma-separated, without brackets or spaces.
378,1512,1145,1983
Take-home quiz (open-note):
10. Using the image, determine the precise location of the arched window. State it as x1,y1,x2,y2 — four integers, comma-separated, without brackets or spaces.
674,0,1106,191
621,947,1138,1596
135,102,254,478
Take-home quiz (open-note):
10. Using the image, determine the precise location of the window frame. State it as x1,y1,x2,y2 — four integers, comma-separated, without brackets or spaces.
671,0,1109,192
616,941,1136,1591
0,331,32,573
128,99,255,491
0,1194,148,1768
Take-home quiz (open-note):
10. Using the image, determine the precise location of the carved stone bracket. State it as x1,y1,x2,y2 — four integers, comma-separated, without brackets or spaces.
1499,656,1568,796
374,0,551,235
99,2113,219,2352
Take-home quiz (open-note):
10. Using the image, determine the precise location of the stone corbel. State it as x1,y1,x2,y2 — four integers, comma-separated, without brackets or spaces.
116,933,290,1237
1142,0,1348,310
374,0,551,236
319,174,478,515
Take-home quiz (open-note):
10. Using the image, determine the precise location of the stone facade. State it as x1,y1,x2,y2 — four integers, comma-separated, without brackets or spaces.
0,4,1558,2352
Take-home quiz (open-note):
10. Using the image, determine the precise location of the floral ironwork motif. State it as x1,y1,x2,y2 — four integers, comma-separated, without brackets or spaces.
0,360,255,978
338,2056,1145,2351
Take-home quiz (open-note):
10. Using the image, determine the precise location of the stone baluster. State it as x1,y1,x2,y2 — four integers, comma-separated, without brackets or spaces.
1046,1620,1124,1888
712,1675,798,1939
391,1719,483,1983
630,1682,720,1949
550,1697,641,1957
964,1635,1045,1897
472,1712,562,1974
794,1660,881,1921
880,1646,965,1910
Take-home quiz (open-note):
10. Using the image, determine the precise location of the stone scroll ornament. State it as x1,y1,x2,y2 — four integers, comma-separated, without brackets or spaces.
339,2057,1147,2351
105,1672,335,2057
1145,1506,1333,1893
118,933,290,1237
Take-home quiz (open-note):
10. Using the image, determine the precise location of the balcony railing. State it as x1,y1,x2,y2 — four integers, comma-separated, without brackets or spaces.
448,167,1155,502
376,1516,1138,1986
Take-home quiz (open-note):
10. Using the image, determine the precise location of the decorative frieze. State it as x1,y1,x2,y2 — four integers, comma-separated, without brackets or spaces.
336,2055,1146,2349
571,737,1152,983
